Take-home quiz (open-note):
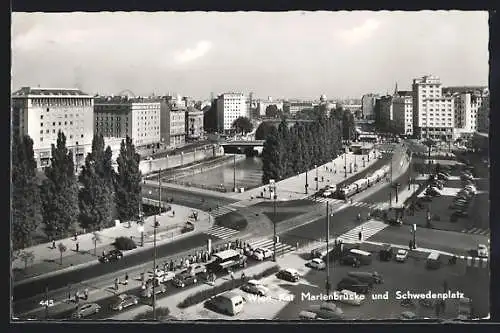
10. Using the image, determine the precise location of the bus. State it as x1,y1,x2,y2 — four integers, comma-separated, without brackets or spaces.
206,249,247,273
358,134,379,144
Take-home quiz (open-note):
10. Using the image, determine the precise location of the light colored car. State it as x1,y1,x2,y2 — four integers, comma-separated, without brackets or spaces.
140,283,166,298
322,190,333,198
306,258,326,270
150,270,175,284
252,248,273,261
71,303,101,319
395,249,408,262
400,311,417,320
112,294,139,311
309,302,344,320
477,244,488,258
333,289,365,306
464,185,477,195
241,279,269,296
187,263,207,276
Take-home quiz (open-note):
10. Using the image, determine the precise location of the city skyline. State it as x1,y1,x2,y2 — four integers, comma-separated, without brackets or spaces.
12,11,488,100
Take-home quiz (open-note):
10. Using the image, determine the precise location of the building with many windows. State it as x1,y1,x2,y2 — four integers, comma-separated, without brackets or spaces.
477,95,490,133
11,87,94,169
361,93,379,120
165,98,186,147
94,96,161,148
392,91,413,136
186,106,204,140
216,93,249,132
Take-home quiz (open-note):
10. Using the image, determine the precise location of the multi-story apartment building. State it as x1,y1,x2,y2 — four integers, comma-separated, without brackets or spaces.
477,95,490,133
167,100,186,147
216,93,249,132
94,96,161,148
11,87,94,169
412,75,455,140
361,93,379,120
392,91,413,136
186,106,204,140
375,95,394,132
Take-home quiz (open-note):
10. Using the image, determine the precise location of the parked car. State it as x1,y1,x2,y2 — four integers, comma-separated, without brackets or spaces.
98,249,123,263
460,173,474,181
347,271,383,285
252,248,273,261
140,284,166,298
379,245,394,261
430,181,444,190
400,311,417,320
308,302,344,320
306,258,326,270
477,244,488,258
425,187,441,197
172,271,198,288
181,221,195,233
205,292,245,316
463,186,477,195
71,303,101,319
186,263,207,276
436,173,449,181
395,249,409,262
241,280,269,296
333,289,365,306
339,255,361,267
454,210,469,217
149,270,176,285
276,268,300,282
337,279,369,294
112,294,139,311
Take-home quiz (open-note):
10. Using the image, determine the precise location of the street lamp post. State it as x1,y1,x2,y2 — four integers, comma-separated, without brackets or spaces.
344,150,347,178
325,201,331,295
315,165,318,191
270,179,278,262
233,154,237,192
152,168,162,320
305,170,309,195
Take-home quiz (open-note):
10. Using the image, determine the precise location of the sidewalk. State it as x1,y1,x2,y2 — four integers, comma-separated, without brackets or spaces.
231,149,381,204
12,204,211,283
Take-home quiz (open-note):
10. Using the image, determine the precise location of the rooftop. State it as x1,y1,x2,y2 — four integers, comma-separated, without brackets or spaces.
12,87,91,97
94,95,162,104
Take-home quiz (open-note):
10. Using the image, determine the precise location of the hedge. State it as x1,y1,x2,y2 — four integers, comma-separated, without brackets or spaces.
133,307,171,321
177,265,280,309
114,236,137,251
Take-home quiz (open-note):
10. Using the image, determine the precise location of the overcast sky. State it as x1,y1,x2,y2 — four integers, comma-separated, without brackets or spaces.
12,11,489,100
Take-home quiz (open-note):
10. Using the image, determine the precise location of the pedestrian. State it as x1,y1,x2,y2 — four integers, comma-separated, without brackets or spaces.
241,272,246,281
84,288,89,300
52,239,56,249
76,242,79,253
102,250,106,257
141,272,145,283
114,278,119,291
321,176,324,182
124,273,129,285
230,270,235,280
74,233,78,241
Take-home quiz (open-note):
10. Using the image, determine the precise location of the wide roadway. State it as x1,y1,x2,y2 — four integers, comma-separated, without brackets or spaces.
13,149,399,307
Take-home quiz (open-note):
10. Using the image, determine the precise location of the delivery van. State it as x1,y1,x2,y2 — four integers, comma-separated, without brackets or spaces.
206,291,245,316
426,252,441,269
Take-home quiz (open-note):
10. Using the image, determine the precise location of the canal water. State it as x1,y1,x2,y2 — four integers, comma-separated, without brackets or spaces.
175,155,263,191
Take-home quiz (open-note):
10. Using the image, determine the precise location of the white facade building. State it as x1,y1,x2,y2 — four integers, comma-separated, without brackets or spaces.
94,96,161,148
392,93,413,136
452,92,482,139
216,93,249,131
12,87,94,169
412,75,455,140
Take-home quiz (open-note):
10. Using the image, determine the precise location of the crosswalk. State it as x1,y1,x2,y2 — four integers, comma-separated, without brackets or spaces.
210,205,237,218
248,238,297,257
311,196,388,210
461,227,490,236
204,225,240,239
337,220,389,243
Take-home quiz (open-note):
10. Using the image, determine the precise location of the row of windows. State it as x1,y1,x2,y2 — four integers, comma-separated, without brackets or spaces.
40,134,85,141
41,121,85,127
32,99,92,107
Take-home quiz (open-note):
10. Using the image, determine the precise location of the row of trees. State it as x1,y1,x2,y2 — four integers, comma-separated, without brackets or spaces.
261,106,344,184
12,131,142,250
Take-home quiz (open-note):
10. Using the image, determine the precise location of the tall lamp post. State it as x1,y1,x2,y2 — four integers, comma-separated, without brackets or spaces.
315,165,319,191
325,201,331,295
152,168,162,320
233,154,237,192
305,170,309,195
344,149,347,178
270,180,278,261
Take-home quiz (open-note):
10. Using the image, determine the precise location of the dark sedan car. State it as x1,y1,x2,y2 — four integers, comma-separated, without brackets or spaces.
339,255,361,267
172,271,198,288
112,294,139,311
98,249,123,263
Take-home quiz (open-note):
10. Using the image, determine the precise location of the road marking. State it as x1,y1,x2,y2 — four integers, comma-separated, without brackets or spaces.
337,220,389,243
205,226,240,240
248,238,296,256
211,205,237,218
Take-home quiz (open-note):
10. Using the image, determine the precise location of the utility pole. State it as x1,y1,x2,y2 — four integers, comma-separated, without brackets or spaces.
152,168,161,320
315,165,319,191
305,171,309,194
271,180,277,261
233,154,237,192
325,201,331,295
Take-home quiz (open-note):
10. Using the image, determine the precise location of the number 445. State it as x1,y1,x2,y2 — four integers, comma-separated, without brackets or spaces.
40,300,54,307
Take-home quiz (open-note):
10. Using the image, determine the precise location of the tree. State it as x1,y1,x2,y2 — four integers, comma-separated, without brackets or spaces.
18,251,35,270
40,131,79,240
232,116,253,135
265,105,280,118
342,110,355,143
115,136,142,222
12,135,43,250
78,134,114,231
255,122,274,140
261,127,281,184
58,242,67,265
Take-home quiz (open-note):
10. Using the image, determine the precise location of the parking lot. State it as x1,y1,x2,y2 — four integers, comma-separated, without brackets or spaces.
272,247,488,320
